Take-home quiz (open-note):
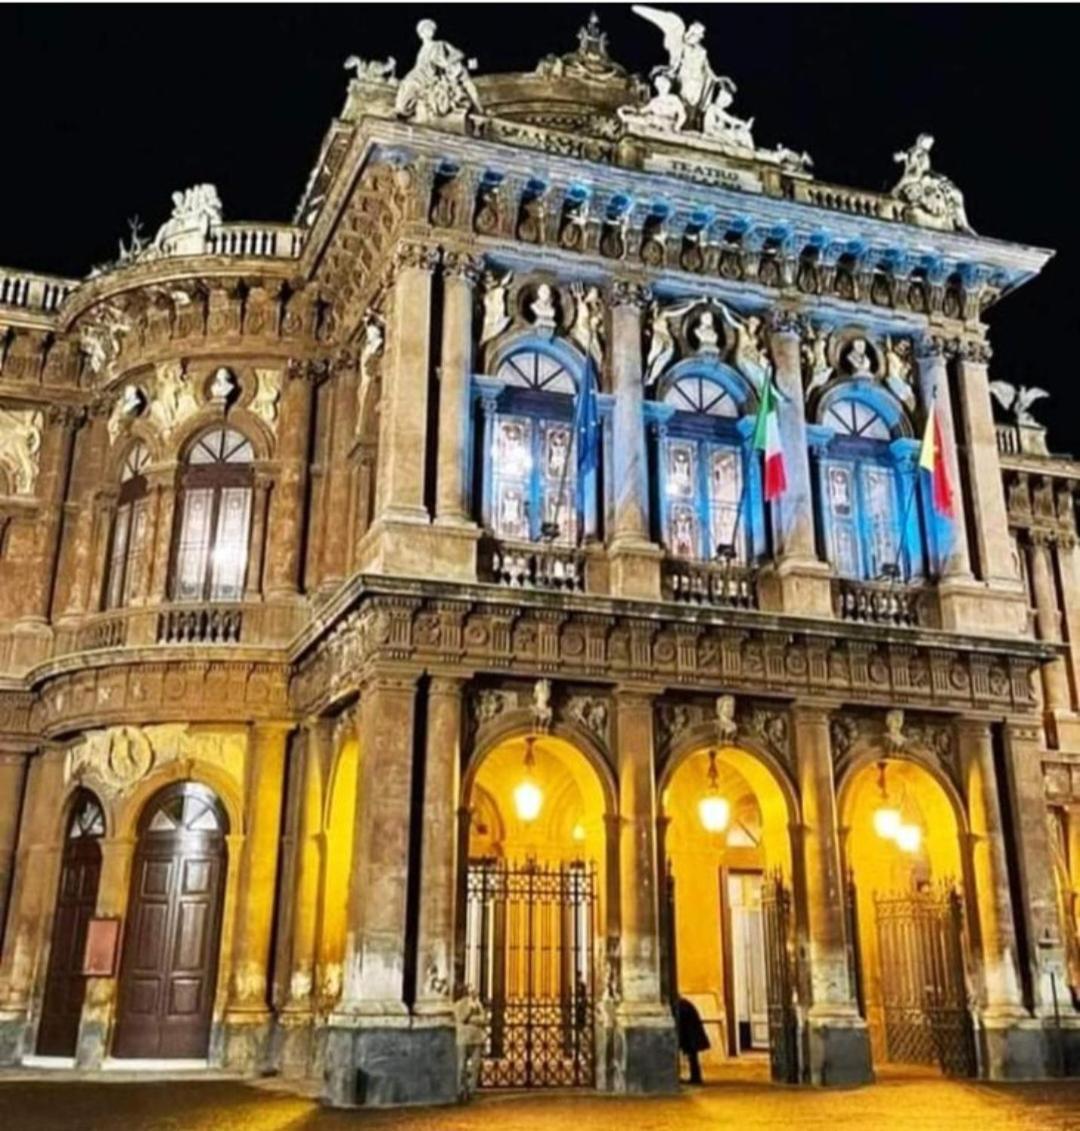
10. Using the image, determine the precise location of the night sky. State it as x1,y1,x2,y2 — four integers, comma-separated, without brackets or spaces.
1,4,1075,448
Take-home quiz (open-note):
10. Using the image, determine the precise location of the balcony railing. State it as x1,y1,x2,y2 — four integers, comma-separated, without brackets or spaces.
203,223,304,259
157,604,244,644
833,578,926,627
663,557,757,609
0,268,76,313
483,539,586,592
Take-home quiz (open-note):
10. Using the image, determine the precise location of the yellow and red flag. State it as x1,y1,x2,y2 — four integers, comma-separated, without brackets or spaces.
919,399,954,518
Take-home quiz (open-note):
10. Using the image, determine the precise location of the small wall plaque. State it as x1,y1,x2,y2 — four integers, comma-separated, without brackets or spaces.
83,917,121,976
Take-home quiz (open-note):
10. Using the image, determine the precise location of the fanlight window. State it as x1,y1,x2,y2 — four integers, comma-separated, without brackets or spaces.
144,784,226,835
489,347,583,545
819,396,920,580
657,374,749,562
105,443,152,609
67,791,106,839
173,428,254,603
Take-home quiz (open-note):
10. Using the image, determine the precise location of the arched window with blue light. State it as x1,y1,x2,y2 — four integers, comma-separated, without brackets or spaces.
478,339,600,546
647,362,763,563
814,387,924,581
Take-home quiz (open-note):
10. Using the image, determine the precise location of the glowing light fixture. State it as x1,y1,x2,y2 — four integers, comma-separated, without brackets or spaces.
698,748,730,833
513,735,543,822
872,761,902,841
572,822,586,842
895,822,922,854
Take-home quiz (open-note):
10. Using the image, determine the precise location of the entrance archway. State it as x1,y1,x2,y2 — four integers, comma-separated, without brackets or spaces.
660,742,796,1082
461,730,611,1089
113,782,228,1059
36,789,105,1057
841,757,975,1076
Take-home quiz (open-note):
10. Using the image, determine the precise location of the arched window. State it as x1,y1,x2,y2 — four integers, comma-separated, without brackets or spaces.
817,393,922,580
173,428,254,602
67,789,106,839
485,345,594,545
654,369,759,563
104,444,151,609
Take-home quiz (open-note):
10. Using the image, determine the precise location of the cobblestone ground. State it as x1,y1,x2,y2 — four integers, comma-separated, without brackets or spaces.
4,1069,1080,1131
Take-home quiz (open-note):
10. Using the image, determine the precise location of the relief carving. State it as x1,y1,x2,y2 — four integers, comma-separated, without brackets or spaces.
0,406,44,496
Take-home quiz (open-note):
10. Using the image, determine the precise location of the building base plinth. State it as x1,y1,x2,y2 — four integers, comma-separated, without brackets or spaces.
222,1010,274,1074
0,1012,28,1066
608,541,662,601
805,1014,873,1085
610,1005,678,1094
978,1015,1051,1080
322,1017,459,1108
273,1010,315,1080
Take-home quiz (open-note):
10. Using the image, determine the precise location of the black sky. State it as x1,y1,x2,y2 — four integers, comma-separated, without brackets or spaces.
1,4,1075,448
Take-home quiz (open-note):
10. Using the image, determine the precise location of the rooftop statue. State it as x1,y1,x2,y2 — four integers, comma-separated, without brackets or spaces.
632,5,728,118
989,380,1050,427
394,19,481,122
344,55,397,85
891,134,974,234
153,184,224,252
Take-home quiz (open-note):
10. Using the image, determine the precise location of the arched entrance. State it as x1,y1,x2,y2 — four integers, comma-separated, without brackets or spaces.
841,757,976,1076
113,782,228,1059
660,742,797,1083
461,730,611,1089
36,790,105,1057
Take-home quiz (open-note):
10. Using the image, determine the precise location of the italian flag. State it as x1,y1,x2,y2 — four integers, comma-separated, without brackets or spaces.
919,398,955,518
753,379,787,501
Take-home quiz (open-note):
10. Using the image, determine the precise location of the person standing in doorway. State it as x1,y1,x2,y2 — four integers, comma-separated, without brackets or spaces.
676,996,710,1085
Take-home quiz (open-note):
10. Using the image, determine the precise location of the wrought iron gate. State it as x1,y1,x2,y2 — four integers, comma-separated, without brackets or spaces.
761,871,800,1083
464,858,597,1089
873,885,976,1077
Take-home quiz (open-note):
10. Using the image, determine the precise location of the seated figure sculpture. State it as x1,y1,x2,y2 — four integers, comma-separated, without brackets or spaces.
891,134,974,234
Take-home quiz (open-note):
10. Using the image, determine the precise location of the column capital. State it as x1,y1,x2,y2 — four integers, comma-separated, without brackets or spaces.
610,279,652,310
958,337,992,365
953,716,993,742
914,334,948,361
766,306,804,338
790,701,833,726
429,674,467,698
441,249,483,285
393,239,440,275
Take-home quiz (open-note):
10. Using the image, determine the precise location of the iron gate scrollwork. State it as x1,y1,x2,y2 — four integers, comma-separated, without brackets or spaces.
762,870,800,1083
465,857,597,1089
873,884,976,1077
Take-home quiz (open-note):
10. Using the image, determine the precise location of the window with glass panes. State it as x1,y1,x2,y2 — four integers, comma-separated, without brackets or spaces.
818,397,917,580
172,428,254,602
658,374,748,562
490,348,579,545
104,444,151,609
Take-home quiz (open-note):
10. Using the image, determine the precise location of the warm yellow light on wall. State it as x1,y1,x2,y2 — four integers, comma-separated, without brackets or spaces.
872,761,902,840
698,748,730,833
513,735,543,822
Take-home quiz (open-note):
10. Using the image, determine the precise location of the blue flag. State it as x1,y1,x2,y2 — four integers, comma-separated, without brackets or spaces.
574,371,600,517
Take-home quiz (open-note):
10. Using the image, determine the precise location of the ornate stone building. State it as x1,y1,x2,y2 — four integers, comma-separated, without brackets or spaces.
0,8,1078,1107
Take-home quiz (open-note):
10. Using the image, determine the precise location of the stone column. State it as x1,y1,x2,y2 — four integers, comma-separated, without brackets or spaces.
376,242,438,525
0,753,28,955
611,688,677,1093
915,338,971,579
954,341,1018,585
264,364,316,598
323,671,458,1107
792,705,871,1084
320,359,361,592
58,406,110,619
14,408,78,657
223,722,290,1071
279,719,326,1078
434,254,480,528
1027,534,1072,719
1001,721,1079,1030
146,471,178,603
765,314,832,617
415,677,463,1020
609,283,661,600
242,473,272,602
0,749,64,1064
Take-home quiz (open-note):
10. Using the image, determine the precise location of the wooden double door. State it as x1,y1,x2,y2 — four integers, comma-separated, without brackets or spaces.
113,783,228,1060
36,791,106,1057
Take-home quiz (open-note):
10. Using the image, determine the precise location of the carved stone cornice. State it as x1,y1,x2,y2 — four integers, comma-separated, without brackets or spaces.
289,580,1050,718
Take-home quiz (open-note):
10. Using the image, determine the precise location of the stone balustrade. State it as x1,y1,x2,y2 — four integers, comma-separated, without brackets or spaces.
0,269,76,313
483,539,586,592
793,181,904,222
662,557,757,609
833,578,926,627
204,223,304,259
157,604,245,644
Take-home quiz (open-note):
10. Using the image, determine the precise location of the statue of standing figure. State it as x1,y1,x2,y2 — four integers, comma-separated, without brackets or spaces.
394,19,482,121
891,134,974,234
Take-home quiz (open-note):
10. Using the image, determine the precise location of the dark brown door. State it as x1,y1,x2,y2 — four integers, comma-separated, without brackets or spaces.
113,783,227,1060
37,791,106,1057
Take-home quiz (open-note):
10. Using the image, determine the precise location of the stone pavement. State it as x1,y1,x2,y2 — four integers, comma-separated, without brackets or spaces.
3,1069,1080,1131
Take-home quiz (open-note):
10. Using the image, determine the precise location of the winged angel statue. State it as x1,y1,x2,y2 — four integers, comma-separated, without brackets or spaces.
989,381,1049,427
